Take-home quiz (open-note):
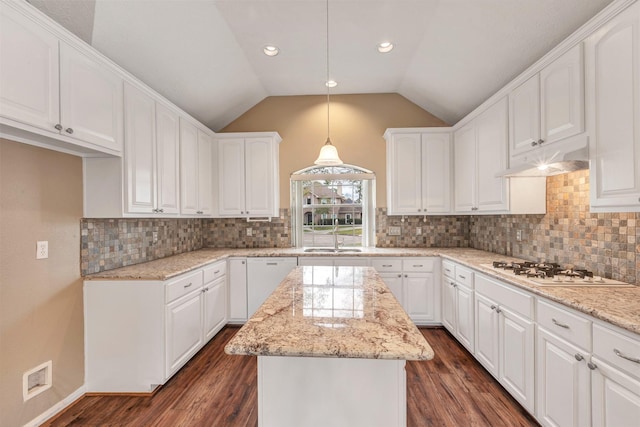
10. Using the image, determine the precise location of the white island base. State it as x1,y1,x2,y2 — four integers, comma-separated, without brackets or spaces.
258,356,407,427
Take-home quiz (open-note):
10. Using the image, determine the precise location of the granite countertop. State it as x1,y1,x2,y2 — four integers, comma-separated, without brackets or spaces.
224,265,434,360
83,246,640,335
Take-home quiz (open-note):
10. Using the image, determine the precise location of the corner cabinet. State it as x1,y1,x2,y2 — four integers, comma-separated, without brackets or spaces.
0,1,123,156
180,119,213,216
384,128,452,215
84,260,227,392
213,132,281,218
586,1,640,212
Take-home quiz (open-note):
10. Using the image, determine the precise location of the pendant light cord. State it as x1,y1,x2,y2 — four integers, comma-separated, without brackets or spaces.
326,0,331,144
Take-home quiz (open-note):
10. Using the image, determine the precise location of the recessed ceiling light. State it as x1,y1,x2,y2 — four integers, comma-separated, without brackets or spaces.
325,80,337,88
263,45,279,56
377,42,394,53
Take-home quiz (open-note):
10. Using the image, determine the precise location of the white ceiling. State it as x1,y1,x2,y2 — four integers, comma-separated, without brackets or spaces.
28,0,614,131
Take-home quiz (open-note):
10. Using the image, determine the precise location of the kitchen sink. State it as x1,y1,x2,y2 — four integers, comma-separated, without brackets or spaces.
303,248,363,253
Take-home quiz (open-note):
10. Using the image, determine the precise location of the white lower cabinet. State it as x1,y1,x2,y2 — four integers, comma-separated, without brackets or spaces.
474,273,535,413
84,260,227,392
372,257,440,325
246,257,298,317
441,260,475,353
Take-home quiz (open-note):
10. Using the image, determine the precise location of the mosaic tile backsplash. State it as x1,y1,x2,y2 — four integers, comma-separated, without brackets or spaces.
376,209,470,248
470,170,639,285
203,209,292,248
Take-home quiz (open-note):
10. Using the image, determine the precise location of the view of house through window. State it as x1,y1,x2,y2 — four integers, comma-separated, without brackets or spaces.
291,165,375,248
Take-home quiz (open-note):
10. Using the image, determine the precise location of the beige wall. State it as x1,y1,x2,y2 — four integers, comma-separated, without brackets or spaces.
0,139,84,427
221,93,448,207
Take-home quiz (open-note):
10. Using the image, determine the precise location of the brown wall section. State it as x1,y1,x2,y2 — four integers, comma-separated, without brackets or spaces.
221,93,448,207
0,139,84,427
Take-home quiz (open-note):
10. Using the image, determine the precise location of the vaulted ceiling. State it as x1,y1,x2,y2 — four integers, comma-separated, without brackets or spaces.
28,0,614,131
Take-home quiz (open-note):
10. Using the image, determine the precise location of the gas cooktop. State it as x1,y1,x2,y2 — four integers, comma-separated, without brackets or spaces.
481,261,634,288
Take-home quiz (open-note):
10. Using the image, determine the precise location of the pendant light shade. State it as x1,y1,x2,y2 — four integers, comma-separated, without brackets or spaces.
314,137,343,165
314,0,343,166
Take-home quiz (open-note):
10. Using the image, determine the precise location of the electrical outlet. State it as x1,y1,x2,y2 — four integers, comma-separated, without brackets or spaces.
388,226,401,236
416,227,422,235
246,228,253,236
36,241,48,259
152,231,158,244
516,230,523,242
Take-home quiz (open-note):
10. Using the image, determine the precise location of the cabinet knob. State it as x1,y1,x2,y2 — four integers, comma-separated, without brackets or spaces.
404,274,408,278
417,209,421,212
158,209,164,213
538,138,544,145
54,124,63,131
397,274,402,278
65,128,74,134
197,211,203,214
574,353,584,362
471,207,478,211
531,140,538,147
490,305,497,311
587,361,597,370
496,307,502,314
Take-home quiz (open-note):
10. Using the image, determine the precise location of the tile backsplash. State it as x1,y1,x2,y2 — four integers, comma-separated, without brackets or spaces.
81,170,638,284
470,170,639,285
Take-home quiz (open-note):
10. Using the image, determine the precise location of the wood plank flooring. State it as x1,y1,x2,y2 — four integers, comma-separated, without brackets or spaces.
45,327,538,427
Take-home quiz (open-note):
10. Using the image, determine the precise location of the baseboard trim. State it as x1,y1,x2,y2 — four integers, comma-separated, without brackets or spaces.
24,385,86,427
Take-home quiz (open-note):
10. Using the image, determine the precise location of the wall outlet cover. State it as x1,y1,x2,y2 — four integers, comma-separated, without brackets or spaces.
36,241,48,259
388,226,401,236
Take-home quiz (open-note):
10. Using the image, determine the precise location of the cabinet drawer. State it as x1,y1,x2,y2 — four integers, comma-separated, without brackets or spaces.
166,270,203,303
537,299,591,350
371,258,402,272
475,273,533,319
402,258,435,272
442,260,455,279
454,265,474,288
593,323,640,380
203,261,226,283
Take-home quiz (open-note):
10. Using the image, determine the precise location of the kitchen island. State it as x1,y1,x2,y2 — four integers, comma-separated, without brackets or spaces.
225,265,433,427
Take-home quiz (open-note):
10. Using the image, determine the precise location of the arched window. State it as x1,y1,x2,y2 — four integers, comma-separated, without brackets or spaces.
290,164,376,248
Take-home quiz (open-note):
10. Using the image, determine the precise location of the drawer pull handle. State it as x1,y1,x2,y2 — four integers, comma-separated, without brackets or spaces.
445,268,452,273
574,353,584,361
184,283,193,288
458,275,466,279
214,270,221,274
614,348,640,364
552,318,570,329
382,264,392,267
266,262,278,266
413,264,423,267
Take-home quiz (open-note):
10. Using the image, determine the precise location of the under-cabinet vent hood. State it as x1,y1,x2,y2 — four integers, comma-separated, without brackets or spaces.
498,134,589,178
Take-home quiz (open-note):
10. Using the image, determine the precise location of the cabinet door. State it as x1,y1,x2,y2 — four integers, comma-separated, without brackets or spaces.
378,273,403,305
124,83,156,214
441,278,456,334
197,130,213,215
203,277,227,342
536,327,591,427
0,6,59,132
59,43,123,152
166,291,203,378
455,284,475,353
228,259,248,322
591,357,640,427
155,103,180,214
540,44,584,145
453,124,477,212
421,133,451,214
245,137,276,216
499,307,535,413
387,133,423,214
475,293,500,377
217,138,246,215
509,74,540,157
587,2,640,210
246,258,297,317
476,97,508,212
179,119,199,214
404,273,436,323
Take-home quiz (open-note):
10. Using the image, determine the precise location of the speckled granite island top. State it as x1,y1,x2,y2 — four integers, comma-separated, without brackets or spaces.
224,266,434,360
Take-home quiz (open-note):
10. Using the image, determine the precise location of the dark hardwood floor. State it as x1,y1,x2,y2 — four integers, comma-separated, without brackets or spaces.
45,327,538,426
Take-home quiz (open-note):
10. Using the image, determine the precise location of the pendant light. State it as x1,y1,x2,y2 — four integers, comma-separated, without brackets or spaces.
314,0,343,166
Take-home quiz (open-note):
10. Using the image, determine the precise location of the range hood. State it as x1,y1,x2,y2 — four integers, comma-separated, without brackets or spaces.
498,134,589,178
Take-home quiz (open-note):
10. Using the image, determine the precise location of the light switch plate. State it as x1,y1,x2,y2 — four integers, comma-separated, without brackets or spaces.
36,241,48,259
388,226,401,236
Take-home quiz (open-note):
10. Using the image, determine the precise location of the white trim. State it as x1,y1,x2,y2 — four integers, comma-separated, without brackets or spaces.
453,0,638,130
23,385,86,427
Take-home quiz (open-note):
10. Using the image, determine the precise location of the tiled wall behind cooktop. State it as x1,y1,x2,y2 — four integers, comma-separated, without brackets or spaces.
470,170,639,285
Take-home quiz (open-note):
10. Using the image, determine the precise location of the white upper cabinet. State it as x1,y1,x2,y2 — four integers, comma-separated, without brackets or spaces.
385,128,452,215
155,103,181,214
214,132,281,218
454,97,509,213
59,43,123,153
180,119,213,216
509,44,584,161
587,1,640,212
0,5,59,133
0,2,123,156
